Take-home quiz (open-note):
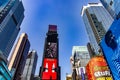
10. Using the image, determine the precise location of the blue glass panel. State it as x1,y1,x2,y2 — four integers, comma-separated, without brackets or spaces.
100,18,120,80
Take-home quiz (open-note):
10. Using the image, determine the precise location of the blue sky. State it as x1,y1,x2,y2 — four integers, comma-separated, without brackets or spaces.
19,0,99,79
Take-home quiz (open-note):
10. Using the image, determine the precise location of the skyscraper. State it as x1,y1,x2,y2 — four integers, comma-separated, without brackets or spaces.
39,25,61,80
81,3,113,54
87,42,95,58
70,46,90,80
0,0,24,58
100,0,120,19
8,33,30,80
71,46,90,67
21,50,38,80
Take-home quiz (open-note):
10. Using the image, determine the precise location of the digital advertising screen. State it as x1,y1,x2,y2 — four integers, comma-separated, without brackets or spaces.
86,56,112,80
79,67,85,80
45,42,57,58
42,58,58,79
100,19,120,80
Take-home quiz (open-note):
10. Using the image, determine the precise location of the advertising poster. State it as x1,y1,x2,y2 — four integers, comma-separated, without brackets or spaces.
100,19,120,79
86,56,112,80
42,58,57,79
79,67,85,80
45,42,57,58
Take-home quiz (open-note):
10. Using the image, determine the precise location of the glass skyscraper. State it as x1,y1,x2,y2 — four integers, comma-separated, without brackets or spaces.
71,46,90,67
81,3,113,54
0,0,24,58
8,33,30,80
100,0,120,19
22,50,38,80
70,46,90,80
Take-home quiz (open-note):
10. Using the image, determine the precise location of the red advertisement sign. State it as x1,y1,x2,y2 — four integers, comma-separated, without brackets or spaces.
42,58,58,80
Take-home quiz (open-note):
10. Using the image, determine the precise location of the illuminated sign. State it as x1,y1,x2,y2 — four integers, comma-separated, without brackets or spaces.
86,56,112,80
42,58,58,79
0,0,15,23
49,25,57,31
45,42,57,58
79,67,85,80
100,19,120,79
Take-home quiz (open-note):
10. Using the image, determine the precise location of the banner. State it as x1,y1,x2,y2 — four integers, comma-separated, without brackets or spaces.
100,19,120,79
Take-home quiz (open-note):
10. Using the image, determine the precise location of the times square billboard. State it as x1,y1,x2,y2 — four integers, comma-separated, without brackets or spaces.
42,58,58,79
86,56,112,80
100,19,120,80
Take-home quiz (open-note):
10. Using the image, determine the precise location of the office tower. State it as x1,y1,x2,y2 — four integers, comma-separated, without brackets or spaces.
0,0,24,58
87,42,95,58
71,46,90,67
39,25,61,80
22,50,38,80
100,0,120,19
81,3,113,54
70,46,90,80
8,33,30,80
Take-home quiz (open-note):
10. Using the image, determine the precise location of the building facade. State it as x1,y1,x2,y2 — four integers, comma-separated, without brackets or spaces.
0,0,24,58
39,25,61,80
70,46,90,80
21,50,38,80
100,0,120,19
81,3,113,54
8,33,30,80
87,42,95,58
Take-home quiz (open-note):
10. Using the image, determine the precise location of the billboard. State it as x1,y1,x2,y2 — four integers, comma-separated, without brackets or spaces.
100,19,120,79
42,58,58,79
45,42,57,58
78,67,85,80
49,25,57,32
86,56,112,80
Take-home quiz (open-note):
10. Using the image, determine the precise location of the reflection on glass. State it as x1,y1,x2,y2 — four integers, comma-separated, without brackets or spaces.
0,0,10,12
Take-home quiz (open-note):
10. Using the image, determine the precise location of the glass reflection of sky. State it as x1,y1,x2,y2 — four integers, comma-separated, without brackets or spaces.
100,19,120,80
0,0,10,12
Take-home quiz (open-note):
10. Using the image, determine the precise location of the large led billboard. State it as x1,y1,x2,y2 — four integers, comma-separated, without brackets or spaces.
45,42,57,58
100,19,120,79
78,67,85,80
86,56,112,80
42,58,58,80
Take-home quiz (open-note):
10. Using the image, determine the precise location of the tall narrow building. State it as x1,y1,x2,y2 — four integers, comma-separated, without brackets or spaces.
70,46,90,80
39,25,61,80
100,0,120,19
0,0,24,58
8,33,30,80
21,50,38,80
81,3,113,54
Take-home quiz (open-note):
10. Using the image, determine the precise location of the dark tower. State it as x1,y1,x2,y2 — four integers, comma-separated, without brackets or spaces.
39,25,61,80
